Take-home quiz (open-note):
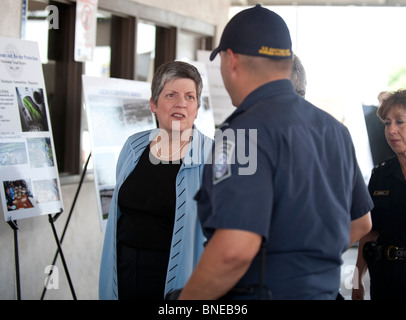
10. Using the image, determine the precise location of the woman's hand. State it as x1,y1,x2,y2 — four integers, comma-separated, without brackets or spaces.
352,281,365,300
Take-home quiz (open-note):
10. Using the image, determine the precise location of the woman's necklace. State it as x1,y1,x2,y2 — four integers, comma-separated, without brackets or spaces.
155,135,190,159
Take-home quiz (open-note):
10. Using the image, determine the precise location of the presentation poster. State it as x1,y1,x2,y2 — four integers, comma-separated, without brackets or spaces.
197,50,235,126
82,76,156,231
189,61,215,139
0,37,63,221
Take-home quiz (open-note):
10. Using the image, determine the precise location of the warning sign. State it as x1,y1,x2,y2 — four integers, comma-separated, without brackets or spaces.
74,0,98,62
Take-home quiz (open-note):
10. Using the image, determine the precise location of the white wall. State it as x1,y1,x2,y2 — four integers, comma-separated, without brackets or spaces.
0,0,22,38
129,0,230,43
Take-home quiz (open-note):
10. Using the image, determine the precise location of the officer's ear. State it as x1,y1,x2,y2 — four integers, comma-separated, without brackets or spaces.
226,49,239,72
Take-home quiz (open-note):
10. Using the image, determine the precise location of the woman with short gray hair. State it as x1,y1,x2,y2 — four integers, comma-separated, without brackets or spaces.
99,61,212,300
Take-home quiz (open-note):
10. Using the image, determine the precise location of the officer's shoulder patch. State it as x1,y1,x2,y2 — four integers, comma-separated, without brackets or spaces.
213,139,235,185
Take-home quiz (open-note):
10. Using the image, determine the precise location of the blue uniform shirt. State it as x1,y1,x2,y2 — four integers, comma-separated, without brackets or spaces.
196,80,374,299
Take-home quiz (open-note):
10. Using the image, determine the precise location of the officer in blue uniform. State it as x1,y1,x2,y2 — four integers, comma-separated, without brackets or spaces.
178,5,373,300
353,89,406,300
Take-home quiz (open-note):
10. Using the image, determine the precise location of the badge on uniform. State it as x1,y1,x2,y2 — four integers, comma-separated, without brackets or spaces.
213,139,235,185
373,190,389,196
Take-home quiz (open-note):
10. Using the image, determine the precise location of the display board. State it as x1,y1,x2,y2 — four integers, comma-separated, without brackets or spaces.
188,60,215,139
197,50,235,126
0,37,63,221
82,76,156,231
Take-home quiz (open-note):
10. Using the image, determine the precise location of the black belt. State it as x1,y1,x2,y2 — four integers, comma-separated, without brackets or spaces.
364,242,406,261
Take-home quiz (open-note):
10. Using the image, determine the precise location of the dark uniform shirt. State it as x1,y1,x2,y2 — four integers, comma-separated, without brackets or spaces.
196,80,374,300
367,156,406,299
368,156,406,247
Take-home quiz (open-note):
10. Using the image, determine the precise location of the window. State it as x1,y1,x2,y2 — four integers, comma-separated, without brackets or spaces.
26,1,77,174
84,12,112,78
82,11,113,170
136,21,156,82
177,30,211,62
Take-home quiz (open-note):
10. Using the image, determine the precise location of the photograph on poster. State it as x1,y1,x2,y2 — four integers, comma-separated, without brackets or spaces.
93,152,115,187
32,179,60,204
87,96,153,147
27,137,54,168
122,99,154,126
201,96,210,111
3,179,35,212
99,188,113,221
0,142,28,166
15,87,49,132
92,152,115,221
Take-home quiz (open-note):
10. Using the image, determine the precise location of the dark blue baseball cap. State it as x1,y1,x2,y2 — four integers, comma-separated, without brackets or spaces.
210,5,292,61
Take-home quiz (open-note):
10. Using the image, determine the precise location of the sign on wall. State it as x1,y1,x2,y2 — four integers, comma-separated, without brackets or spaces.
0,37,63,221
74,0,98,62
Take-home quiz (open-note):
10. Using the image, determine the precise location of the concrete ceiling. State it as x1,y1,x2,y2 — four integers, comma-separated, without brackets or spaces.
231,0,406,6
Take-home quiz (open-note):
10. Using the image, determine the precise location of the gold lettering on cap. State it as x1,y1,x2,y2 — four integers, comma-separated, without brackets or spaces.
258,46,291,57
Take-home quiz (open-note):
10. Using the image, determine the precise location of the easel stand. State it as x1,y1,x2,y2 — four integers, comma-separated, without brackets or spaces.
7,220,21,300
7,210,77,300
7,154,91,300
47,211,77,300
41,153,91,300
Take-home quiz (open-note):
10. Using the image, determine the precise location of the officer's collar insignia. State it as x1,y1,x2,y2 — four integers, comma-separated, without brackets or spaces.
374,161,386,169
373,190,389,196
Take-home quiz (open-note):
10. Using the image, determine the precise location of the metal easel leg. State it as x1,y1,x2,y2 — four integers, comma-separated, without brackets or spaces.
48,213,77,300
7,219,21,300
41,153,90,300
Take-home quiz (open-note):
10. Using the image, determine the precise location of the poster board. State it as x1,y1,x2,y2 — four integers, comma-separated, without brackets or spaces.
0,37,63,222
82,76,156,231
197,50,235,126
189,61,215,139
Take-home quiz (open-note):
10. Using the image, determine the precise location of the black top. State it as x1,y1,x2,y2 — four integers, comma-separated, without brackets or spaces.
369,156,406,246
117,146,182,251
